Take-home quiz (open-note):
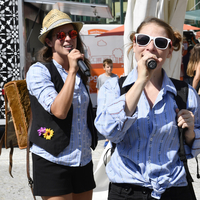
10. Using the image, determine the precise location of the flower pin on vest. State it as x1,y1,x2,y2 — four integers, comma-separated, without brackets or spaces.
37,127,54,140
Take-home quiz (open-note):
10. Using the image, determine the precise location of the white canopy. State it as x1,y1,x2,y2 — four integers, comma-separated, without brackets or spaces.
24,0,112,19
124,0,188,79
185,9,200,21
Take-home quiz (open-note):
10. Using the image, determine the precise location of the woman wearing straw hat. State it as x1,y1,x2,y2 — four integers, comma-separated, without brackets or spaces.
26,9,98,200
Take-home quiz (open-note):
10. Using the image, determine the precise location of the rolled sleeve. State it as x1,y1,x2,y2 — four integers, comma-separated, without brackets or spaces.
95,78,137,143
26,62,58,113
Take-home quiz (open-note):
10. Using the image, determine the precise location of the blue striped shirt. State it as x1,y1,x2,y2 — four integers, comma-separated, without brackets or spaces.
26,60,92,167
95,67,200,199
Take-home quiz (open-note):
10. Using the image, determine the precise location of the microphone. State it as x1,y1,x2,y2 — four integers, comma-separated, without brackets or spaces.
146,59,157,69
69,49,91,77
77,59,91,77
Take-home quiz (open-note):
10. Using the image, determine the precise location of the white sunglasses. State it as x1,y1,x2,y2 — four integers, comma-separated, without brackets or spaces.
135,33,172,50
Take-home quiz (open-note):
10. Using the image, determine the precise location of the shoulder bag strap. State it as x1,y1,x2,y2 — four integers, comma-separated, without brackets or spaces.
170,78,193,181
170,78,197,200
26,114,36,200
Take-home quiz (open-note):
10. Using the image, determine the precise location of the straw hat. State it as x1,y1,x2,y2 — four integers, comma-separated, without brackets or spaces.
38,9,83,44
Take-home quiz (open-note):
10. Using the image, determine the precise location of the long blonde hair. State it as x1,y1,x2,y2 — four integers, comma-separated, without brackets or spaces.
187,43,200,77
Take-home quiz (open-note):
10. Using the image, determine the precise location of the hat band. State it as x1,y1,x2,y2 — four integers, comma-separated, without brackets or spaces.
47,18,73,31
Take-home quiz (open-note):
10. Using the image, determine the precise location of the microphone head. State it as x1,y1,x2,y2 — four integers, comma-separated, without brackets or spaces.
147,59,157,69
85,70,91,77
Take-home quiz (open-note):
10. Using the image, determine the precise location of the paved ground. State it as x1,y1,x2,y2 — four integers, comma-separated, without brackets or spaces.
0,133,106,200
0,133,200,200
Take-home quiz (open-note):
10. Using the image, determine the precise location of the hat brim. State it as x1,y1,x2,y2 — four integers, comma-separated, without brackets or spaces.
38,21,83,44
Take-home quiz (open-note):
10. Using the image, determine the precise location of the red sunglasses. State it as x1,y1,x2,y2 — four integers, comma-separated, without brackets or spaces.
56,30,78,41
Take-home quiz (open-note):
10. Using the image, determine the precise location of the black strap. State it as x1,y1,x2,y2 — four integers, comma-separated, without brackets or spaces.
118,76,133,95
0,131,5,155
170,79,193,182
195,156,200,179
171,78,197,200
26,114,36,200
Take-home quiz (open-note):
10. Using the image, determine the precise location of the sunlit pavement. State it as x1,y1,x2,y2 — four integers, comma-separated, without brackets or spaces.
0,133,199,200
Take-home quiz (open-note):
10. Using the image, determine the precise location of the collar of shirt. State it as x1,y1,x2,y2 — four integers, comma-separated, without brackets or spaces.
52,59,81,87
122,67,177,97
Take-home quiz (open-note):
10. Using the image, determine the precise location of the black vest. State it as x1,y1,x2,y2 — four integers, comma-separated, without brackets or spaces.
29,61,98,156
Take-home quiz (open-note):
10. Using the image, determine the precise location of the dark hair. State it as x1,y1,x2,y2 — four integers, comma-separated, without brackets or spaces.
127,17,182,55
36,25,90,85
187,45,194,52
36,28,53,62
103,58,113,67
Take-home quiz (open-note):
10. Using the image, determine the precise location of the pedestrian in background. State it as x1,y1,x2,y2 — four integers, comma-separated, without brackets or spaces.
96,58,118,148
183,44,194,84
187,43,200,95
26,9,97,200
96,59,118,94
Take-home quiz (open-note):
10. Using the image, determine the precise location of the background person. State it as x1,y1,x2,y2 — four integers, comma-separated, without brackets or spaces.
96,58,118,148
95,17,200,200
96,58,118,94
183,44,194,84
26,9,97,200
186,43,200,95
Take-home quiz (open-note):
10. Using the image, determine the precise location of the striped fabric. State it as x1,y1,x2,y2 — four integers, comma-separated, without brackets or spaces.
95,67,200,199
26,60,92,167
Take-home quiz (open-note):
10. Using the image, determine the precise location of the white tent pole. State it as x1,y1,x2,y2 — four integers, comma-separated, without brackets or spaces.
123,0,188,79
190,1,200,11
